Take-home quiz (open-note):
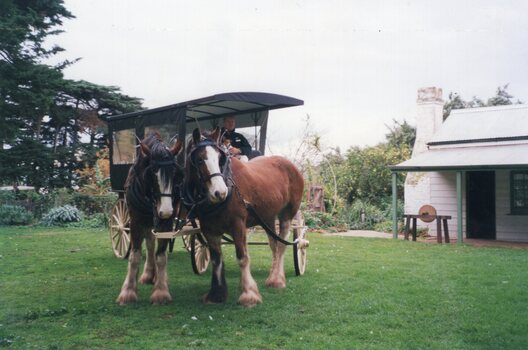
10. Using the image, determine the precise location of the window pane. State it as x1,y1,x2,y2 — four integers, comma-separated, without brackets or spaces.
145,124,180,144
512,171,528,211
112,129,136,164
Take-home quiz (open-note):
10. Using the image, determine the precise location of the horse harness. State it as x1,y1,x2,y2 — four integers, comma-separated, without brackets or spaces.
182,138,298,246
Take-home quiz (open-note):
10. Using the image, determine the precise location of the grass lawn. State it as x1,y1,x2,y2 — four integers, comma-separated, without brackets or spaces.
1,226,527,349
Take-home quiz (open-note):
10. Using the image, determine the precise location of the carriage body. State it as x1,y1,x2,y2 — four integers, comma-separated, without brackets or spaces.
104,92,307,274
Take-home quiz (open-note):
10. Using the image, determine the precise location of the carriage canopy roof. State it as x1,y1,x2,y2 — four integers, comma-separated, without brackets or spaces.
104,92,304,125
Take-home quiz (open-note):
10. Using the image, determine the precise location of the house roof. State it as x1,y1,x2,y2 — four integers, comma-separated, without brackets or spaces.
392,104,528,172
428,104,528,146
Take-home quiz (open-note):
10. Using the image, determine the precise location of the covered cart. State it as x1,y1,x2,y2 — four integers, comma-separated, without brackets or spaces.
104,92,308,275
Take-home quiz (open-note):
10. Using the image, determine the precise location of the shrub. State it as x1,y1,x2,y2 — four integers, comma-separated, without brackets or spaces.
0,205,33,225
336,199,385,230
72,193,117,216
67,213,108,228
41,205,81,226
373,220,394,233
304,210,348,231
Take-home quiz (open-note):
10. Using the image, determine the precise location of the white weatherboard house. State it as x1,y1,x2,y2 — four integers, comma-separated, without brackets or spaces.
391,87,528,243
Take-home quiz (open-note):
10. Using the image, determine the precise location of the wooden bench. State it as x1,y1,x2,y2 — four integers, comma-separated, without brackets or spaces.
403,214,452,243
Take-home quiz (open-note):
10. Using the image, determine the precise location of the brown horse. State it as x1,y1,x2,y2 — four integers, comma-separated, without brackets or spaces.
117,131,183,305
183,128,304,307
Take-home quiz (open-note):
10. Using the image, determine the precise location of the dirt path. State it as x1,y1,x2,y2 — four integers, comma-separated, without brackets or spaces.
320,230,528,249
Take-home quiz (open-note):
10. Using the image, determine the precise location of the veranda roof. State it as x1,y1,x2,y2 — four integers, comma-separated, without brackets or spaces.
391,142,528,171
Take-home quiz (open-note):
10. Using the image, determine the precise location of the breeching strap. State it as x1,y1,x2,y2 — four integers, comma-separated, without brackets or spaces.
243,201,298,246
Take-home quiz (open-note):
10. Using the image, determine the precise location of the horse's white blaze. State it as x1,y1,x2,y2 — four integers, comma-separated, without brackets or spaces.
204,146,228,202
156,170,173,219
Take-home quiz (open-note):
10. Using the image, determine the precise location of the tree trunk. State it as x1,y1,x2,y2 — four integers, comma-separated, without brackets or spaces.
34,116,42,140
53,127,61,153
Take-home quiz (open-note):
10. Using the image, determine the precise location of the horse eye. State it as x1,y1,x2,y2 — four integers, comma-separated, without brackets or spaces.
197,158,205,165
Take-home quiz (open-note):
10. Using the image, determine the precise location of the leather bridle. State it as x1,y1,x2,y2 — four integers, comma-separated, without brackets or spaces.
182,139,232,209
188,139,228,185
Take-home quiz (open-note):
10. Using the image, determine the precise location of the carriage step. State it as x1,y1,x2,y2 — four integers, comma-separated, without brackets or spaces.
152,226,202,239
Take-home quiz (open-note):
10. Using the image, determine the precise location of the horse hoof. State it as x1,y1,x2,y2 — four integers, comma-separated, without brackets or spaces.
139,273,155,285
116,290,138,305
150,289,172,305
265,277,286,289
203,292,227,304
238,290,262,308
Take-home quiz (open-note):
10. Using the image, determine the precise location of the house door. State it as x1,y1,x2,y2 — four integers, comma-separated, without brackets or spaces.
466,171,496,239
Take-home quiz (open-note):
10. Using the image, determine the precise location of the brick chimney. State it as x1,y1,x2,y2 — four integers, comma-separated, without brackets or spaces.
412,87,444,155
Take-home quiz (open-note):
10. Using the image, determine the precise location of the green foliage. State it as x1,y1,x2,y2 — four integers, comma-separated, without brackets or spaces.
0,138,55,189
321,143,410,206
0,1,143,191
305,198,405,232
0,189,117,224
443,84,522,120
72,193,117,216
41,205,81,226
385,119,416,150
298,119,412,231
67,213,109,228
304,210,347,230
0,204,33,225
338,199,386,230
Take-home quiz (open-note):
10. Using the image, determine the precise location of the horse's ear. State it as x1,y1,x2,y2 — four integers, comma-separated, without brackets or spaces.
211,126,221,144
192,128,201,144
169,139,183,156
140,142,151,157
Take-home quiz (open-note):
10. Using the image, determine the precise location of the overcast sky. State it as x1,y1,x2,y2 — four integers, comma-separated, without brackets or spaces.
51,0,528,153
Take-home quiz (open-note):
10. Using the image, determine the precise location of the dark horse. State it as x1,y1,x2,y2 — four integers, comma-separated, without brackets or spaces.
183,128,304,307
117,131,183,305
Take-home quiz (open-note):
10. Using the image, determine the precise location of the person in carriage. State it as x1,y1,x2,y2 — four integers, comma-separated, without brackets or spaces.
221,116,261,161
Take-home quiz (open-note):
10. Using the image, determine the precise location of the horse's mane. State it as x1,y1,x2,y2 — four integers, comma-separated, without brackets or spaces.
125,131,170,215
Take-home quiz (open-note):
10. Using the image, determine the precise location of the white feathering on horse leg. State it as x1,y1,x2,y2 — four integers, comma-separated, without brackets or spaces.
237,256,262,307
150,252,172,305
139,234,156,284
117,250,141,304
266,220,289,288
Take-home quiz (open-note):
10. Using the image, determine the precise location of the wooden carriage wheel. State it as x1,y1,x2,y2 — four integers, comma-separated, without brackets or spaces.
182,234,192,252
190,233,210,275
292,212,308,276
109,198,131,259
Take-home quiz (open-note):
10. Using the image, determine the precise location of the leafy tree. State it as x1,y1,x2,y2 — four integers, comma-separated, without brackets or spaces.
385,119,415,150
486,84,519,106
0,1,143,189
0,0,73,147
443,84,522,119
334,143,411,205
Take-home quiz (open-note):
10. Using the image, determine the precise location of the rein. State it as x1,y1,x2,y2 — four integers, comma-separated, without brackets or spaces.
231,182,299,246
